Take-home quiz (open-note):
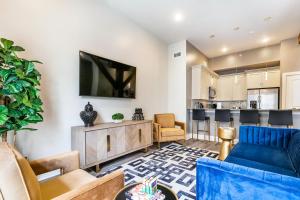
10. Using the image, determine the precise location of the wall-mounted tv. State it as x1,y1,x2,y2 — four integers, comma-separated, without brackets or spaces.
79,51,136,98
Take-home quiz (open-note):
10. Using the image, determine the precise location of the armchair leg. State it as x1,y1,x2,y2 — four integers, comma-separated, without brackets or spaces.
157,142,161,149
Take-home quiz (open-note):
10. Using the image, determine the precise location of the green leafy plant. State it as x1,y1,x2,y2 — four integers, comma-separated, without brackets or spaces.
0,38,43,139
112,113,124,120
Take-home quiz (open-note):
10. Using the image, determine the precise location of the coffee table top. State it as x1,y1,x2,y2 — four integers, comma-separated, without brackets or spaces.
114,182,178,200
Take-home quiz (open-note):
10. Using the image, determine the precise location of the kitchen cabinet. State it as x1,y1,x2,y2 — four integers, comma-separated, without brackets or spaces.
217,75,233,101
246,69,280,89
232,74,247,100
282,72,300,109
192,65,219,100
217,74,247,101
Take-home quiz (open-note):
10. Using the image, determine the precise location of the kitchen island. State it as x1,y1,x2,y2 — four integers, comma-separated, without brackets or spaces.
187,109,300,142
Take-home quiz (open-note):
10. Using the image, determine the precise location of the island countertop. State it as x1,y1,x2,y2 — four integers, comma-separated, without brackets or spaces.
186,108,300,140
187,108,300,115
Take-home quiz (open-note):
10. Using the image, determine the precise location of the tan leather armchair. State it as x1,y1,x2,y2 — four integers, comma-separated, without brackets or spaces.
0,143,124,200
153,113,186,148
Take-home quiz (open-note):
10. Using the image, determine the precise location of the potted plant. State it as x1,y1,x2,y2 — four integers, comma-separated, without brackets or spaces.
0,38,43,145
112,113,124,123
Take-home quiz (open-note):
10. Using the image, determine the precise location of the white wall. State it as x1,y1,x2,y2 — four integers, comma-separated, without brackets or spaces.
0,0,168,159
280,37,300,73
167,41,186,122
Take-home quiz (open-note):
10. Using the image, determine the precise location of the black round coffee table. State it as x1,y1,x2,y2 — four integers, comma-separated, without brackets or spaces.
114,182,178,200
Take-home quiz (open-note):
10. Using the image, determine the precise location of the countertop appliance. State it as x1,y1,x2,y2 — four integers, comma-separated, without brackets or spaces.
247,88,279,109
249,100,257,109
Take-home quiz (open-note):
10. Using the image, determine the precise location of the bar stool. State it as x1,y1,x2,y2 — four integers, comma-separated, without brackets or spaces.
215,109,233,143
268,110,293,128
192,109,210,141
239,109,260,126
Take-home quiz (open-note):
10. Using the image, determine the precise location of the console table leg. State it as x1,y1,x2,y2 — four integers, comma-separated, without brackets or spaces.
95,164,101,173
143,147,149,153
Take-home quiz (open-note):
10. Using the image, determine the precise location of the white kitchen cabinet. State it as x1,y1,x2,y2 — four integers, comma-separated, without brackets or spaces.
282,72,300,109
192,65,219,100
232,74,247,100
246,69,280,89
217,74,247,101
246,72,262,89
217,75,233,101
262,70,280,88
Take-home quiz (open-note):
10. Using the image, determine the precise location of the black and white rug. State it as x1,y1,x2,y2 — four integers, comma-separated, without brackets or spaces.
98,143,218,200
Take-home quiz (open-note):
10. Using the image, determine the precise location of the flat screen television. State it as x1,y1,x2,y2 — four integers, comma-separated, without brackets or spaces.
79,51,136,98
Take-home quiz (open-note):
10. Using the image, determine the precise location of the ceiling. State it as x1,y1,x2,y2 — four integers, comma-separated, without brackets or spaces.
103,0,300,58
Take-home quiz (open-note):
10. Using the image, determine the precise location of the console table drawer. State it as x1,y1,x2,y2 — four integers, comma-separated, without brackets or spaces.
107,126,125,157
85,129,107,165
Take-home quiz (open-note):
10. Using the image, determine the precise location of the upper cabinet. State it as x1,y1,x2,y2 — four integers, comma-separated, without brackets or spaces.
246,69,280,89
217,74,247,101
192,65,218,100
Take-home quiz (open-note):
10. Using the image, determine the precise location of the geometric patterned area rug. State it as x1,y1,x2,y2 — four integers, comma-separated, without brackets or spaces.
99,143,219,200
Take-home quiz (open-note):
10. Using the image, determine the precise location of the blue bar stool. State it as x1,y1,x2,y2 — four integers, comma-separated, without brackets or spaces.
239,109,260,126
268,110,293,128
192,109,210,141
215,109,233,143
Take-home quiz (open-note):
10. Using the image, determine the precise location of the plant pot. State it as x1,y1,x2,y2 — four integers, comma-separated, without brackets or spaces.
113,119,123,123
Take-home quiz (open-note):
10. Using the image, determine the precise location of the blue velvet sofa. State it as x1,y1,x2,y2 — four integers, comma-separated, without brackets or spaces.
196,126,300,200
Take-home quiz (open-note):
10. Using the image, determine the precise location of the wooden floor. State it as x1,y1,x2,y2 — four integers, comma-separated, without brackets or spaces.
90,139,221,175
185,139,221,152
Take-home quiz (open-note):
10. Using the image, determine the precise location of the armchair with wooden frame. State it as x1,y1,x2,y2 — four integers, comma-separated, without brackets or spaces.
153,113,186,148
0,142,124,200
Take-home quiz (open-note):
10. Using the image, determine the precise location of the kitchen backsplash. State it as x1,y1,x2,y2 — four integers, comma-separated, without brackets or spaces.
192,99,247,109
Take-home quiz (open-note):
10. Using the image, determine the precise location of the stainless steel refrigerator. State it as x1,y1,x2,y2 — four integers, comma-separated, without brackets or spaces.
247,88,279,109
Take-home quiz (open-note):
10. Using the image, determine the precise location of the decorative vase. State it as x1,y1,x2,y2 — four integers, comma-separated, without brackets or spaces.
80,102,97,127
113,119,123,123
132,108,144,120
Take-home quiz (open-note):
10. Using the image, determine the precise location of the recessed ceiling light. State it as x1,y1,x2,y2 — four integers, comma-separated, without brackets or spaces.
233,27,240,31
262,37,270,43
249,30,255,34
174,12,184,22
264,16,272,21
239,54,243,57
209,34,215,39
221,47,228,53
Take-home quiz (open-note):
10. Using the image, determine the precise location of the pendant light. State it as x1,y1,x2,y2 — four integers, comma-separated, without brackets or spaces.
234,53,239,84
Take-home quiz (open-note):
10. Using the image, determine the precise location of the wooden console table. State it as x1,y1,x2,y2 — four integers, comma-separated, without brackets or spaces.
71,120,153,170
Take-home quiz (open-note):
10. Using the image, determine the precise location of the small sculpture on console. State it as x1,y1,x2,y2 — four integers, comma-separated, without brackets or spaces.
80,102,97,127
132,108,144,121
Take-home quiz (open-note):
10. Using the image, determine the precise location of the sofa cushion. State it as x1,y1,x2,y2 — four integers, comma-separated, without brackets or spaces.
13,148,42,200
161,128,184,137
40,169,96,200
225,156,297,177
228,143,295,173
288,132,300,175
155,114,175,128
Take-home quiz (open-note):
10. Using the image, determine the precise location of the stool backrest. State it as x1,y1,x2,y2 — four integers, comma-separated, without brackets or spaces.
215,109,231,122
239,109,259,124
268,110,293,126
192,109,206,121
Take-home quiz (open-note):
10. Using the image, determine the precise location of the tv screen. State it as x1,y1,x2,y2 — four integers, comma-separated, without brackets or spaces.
79,51,136,98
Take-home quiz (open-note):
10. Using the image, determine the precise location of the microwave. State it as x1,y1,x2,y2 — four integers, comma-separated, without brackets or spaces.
209,86,217,99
